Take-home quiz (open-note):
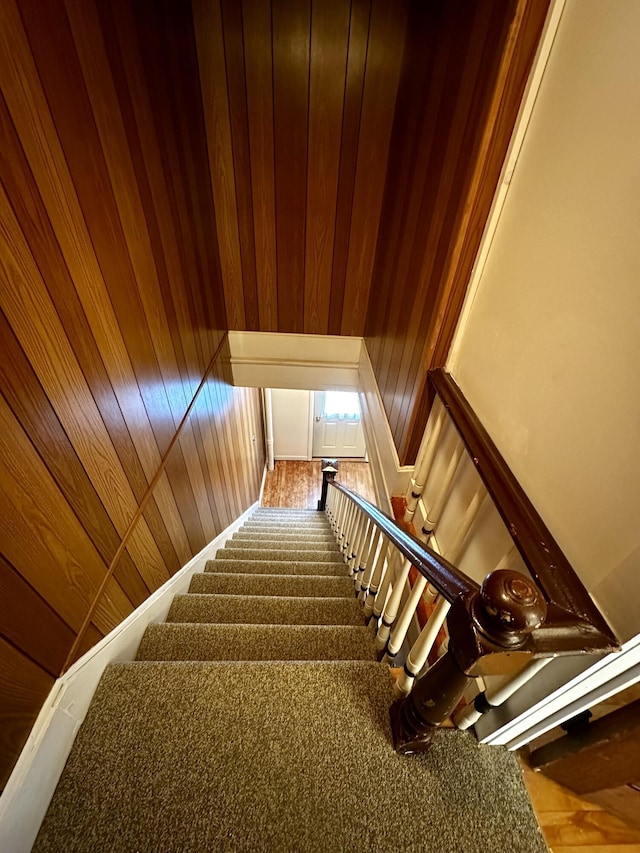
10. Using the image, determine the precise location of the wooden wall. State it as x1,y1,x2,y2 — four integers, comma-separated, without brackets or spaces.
364,0,550,464
192,0,548,464
193,0,409,335
0,0,548,788
0,0,264,789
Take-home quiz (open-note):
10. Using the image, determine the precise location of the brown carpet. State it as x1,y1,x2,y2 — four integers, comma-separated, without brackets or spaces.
34,508,546,852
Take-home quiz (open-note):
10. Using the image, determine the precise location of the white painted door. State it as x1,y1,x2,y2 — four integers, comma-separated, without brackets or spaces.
312,391,366,458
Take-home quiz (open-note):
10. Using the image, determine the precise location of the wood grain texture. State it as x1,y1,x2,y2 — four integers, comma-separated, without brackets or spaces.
0,0,262,789
194,0,406,337
191,0,545,468
0,638,54,790
521,760,640,851
243,0,278,331
0,0,546,793
364,0,550,464
262,460,376,508
304,0,350,334
273,0,310,333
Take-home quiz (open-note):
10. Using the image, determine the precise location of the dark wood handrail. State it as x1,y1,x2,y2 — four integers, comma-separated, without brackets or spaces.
329,481,479,603
429,369,618,655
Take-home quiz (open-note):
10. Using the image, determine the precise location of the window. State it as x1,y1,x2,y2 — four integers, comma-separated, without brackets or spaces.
322,391,360,419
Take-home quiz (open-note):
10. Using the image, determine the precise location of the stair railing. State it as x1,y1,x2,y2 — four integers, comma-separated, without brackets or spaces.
324,369,619,755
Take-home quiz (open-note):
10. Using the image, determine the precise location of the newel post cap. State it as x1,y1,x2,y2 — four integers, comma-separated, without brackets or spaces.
472,569,547,647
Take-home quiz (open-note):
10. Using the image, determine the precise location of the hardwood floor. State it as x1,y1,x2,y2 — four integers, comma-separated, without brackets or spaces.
521,682,640,851
521,760,640,852
261,460,376,508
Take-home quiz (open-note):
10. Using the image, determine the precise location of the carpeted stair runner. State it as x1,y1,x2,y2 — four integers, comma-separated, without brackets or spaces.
34,507,546,853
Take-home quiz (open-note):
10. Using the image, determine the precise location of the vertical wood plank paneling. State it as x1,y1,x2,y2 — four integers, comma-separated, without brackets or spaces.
193,0,246,330
242,0,278,331
273,0,310,333
0,554,75,678
0,395,132,634
385,1,503,436
304,0,350,334
328,0,372,335
0,0,263,787
399,0,551,463
0,638,55,789
0,0,544,789
98,0,210,382
363,0,547,464
140,0,220,367
221,0,259,331
340,0,409,336
18,0,177,455
64,0,202,423
365,0,453,383
375,0,490,425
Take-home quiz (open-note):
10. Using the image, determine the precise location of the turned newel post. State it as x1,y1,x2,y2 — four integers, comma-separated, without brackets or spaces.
390,569,547,754
318,459,338,511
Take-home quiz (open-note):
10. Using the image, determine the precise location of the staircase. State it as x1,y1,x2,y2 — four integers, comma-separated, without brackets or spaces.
34,508,546,853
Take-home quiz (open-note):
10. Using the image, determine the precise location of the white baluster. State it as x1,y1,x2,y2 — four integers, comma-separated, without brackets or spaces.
393,596,451,697
375,558,412,654
422,437,465,536
418,482,488,605
355,523,377,594
404,401,446,524
384,574,428,663
328,490,340,534
352,517,371,582
358,530,384,602
370,549,400,624
453,657,552,730
325,486,335,526
348,513,367,575
336,496,349,552
447,482,488,563
336,491,347,533
414,532,440,604
342,503,357,562
363,539,391,617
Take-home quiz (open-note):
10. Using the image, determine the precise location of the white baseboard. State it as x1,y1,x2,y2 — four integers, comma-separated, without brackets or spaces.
0,501,259,853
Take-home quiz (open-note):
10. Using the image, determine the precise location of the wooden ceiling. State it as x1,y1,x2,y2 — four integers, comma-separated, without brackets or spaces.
194,0,409,336
193,0,550,460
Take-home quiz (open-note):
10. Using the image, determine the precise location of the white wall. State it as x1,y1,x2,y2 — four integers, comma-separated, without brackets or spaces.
228,331,361,390
449,0,640,642
271,388,312,460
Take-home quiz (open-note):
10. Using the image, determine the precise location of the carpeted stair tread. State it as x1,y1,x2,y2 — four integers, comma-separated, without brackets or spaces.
221,546,344,563
226,538,341,553
34,660,546,853
250,514,330,528
167,593,365,626
242,521,333,532
249,516,331,530
233,530,337,543
207,557,348,577
245,512,330,526
254,506,319,510
190,571,354,598
136,623,377,661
